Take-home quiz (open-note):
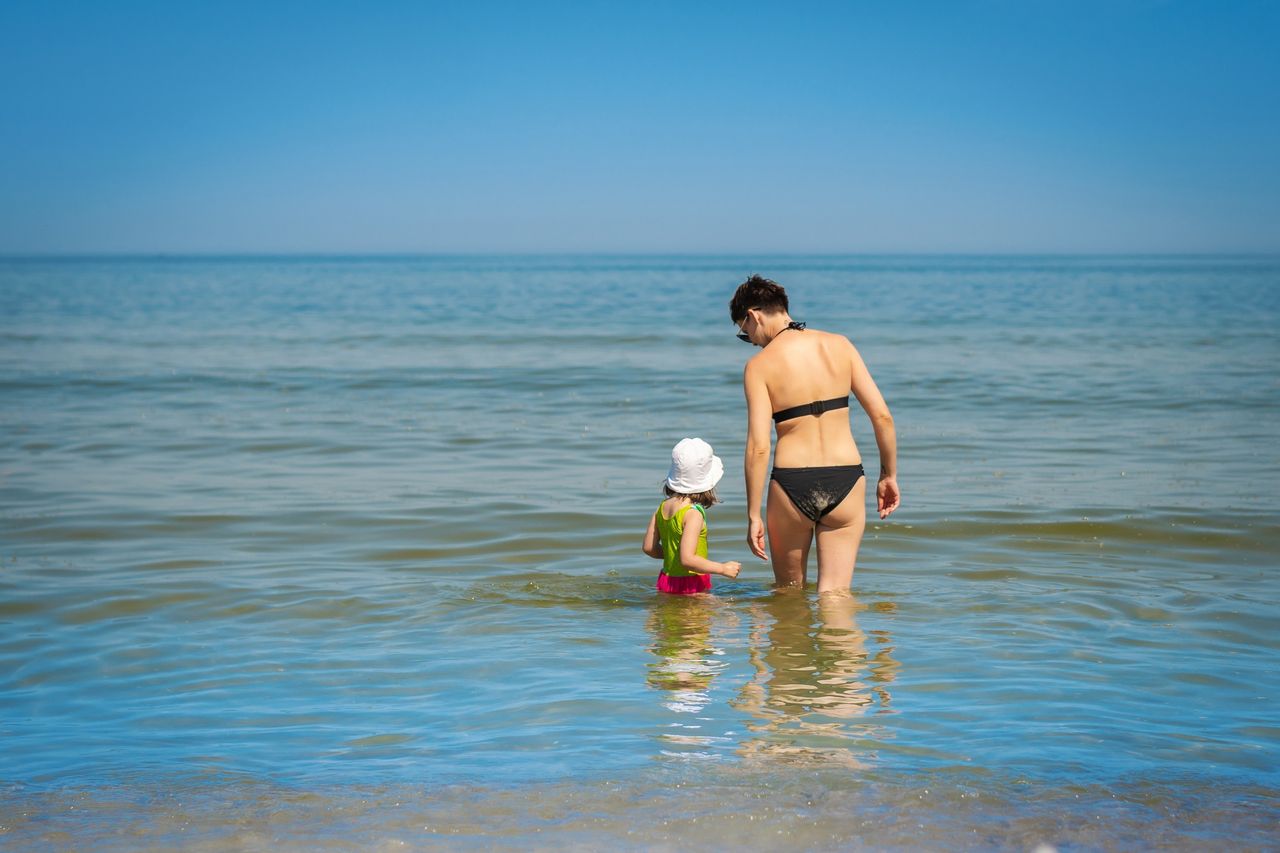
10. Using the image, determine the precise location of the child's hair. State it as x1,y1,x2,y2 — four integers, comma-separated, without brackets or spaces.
729,274,789,325
663,484,721,507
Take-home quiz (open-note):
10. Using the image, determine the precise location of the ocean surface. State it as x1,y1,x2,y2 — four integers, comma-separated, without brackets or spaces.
1,255,1277,850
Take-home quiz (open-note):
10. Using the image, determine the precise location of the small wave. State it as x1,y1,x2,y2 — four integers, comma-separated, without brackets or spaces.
901,511,1280,556
458,570,651,609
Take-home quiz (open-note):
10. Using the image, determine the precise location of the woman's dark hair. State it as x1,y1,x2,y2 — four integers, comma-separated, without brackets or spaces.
663,484,721,507
729,274,789,325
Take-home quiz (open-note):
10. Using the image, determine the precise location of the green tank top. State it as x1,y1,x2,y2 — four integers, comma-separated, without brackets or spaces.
654,501,708,577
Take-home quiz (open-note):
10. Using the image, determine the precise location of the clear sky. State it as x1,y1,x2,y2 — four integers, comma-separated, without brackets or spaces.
1,0,1277,254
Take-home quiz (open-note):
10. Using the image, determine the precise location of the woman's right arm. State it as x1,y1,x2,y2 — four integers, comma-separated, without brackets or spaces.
848,340,900,519
743,359,773,559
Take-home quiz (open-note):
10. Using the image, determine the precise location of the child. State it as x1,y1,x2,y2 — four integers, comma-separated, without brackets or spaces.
642,437,742,594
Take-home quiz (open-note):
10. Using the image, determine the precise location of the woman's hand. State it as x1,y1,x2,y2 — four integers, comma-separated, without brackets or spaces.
747,517,769,560
877,476,901,519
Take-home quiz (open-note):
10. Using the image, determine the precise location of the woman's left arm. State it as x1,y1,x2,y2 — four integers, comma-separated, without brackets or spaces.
848,339,900,518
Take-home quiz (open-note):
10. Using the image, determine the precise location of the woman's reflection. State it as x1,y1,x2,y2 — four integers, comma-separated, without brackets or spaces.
733,591,898,766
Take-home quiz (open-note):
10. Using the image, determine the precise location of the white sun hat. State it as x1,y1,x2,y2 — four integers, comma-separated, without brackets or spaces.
665,437,725,494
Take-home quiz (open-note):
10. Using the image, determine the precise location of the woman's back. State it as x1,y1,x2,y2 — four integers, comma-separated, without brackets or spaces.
749,328,862,468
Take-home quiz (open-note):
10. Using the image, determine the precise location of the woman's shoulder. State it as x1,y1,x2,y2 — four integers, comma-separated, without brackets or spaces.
801,328,856,360
755,327,851,362
806,327,852,345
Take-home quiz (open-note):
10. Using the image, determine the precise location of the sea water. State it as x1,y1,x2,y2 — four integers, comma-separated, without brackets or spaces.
1,255,1277,849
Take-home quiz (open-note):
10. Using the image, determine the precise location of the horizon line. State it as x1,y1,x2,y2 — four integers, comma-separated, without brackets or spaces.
4,250,1280,260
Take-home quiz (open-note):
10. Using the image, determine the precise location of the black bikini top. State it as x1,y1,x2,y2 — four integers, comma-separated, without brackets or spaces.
772,395,850,424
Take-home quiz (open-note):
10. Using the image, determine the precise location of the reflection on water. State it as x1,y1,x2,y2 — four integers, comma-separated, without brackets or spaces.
647,596,716,699
734,591,898,768
644,590,899,767
645,595,735,748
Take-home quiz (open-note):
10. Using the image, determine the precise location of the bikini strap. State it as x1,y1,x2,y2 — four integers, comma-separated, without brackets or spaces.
772,395,850,423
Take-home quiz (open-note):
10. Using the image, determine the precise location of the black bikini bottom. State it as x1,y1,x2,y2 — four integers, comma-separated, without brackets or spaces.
771,464,865,524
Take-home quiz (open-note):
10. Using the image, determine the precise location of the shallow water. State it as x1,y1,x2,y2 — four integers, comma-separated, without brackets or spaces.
2,255,1278,849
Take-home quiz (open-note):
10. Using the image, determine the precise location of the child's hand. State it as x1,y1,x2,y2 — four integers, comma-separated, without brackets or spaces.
721,561,741,579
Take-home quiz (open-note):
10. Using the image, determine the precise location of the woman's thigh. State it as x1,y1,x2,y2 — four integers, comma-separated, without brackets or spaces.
814,478,867,593
766,480,815,587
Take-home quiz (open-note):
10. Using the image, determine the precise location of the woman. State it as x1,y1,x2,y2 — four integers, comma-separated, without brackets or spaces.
732,275,900,592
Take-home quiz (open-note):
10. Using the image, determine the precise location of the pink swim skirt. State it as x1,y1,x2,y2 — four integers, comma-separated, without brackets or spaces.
656,571,711,595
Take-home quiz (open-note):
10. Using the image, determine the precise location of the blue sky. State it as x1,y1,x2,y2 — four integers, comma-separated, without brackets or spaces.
1,1,1277,253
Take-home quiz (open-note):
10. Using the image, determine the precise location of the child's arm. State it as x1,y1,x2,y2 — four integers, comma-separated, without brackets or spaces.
642,513,663,559
678,511,741,578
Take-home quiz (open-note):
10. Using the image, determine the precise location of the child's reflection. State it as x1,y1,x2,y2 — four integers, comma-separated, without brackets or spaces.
645,594,724,716
733,591,898,766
